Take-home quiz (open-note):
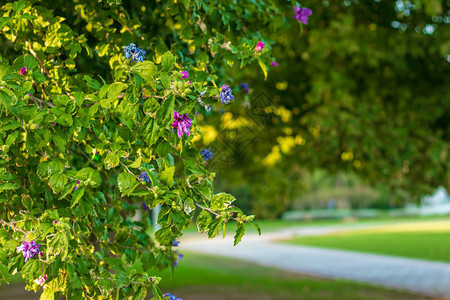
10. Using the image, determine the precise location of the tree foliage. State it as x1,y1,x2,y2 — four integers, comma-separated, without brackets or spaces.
0,0,293,298
205,0,449,218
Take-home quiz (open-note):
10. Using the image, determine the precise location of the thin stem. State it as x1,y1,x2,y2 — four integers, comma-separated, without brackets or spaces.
25,40,49,76
30,96,55,108
75,142,97,167
0,219,29,234
194,203,239,221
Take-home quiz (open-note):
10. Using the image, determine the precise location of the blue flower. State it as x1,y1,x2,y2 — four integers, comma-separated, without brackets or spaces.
163,293,183,300
123,43,137,59
139,172,151,183
142,202,150,211
200,148,214,163
240,82,249,93
173,252,183,267
218,84,235,104
133,47,147,62
171,240,180,246
123,43,146,62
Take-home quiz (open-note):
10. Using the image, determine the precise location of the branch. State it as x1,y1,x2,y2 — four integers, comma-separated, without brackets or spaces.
30,96,55,108
0,219,29,234
194,203,239,221
75,142,97,167
25,40,49,76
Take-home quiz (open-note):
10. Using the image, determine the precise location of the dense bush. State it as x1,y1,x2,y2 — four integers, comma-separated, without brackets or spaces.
0,0,305,298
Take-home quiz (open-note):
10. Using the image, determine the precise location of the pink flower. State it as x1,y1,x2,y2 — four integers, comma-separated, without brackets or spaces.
20,67,28,75
180,71,189,79
171,110,192,138
271,61,279,67
255,41,265,52
34,275,47,286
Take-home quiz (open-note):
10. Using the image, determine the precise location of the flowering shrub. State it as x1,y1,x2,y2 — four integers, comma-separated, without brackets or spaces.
0,0,303,299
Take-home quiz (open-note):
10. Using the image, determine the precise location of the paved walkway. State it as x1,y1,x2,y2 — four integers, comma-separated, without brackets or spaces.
182,224,450,298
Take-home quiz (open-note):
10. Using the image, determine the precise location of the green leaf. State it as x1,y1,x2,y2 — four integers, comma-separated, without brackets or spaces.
128,156,141,168
234,222,246,246
84,75,101,90
141,252,155,271
249,222,262,235
49,173,68,194
47,232,69,261
104,152,120,169
257,58,268,80
156,141,171,157
196,210,211,233
159,166,175,187
40,289,55,300
154,227,172,244
156,96,175,127
52,134,67,152
71,187,85,207
12,55,38,71
0,182,19,191
5,131,18,146
184,198,195,214
161,52,175,71
107,82,128,103
159,72,171,89
210,192,236,211
142,118,159,147
0,263,10,284
76,168,102,188
131,61,157,82
117,172,137,195
207,217,223,239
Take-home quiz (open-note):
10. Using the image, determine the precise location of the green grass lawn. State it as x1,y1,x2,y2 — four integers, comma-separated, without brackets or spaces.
283,221,450,263
156,252,428,300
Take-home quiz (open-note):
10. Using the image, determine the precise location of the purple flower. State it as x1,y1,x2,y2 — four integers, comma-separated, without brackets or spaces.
139,172,151,183
16,241,40,262
271,61,279,67
164,293,183,300
74,186,78,191
171,111,192,138
52,122,56,125
171,240,180,247
180,71,189,79
294,6,312,25
173,252,183,267
200,148,214,163
218,84,235,104
123,43,146,62
240,83,249,94
20,67,28,75
142,202,150,211
255,41,264,52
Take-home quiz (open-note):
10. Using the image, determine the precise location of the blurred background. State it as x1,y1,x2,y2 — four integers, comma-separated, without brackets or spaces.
1,0,449,299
